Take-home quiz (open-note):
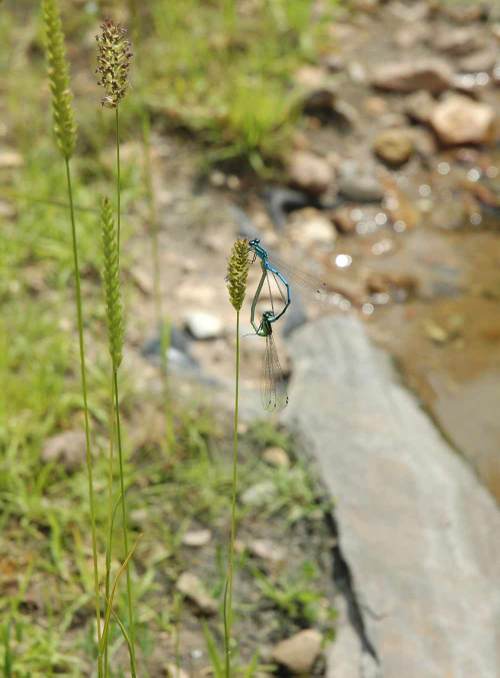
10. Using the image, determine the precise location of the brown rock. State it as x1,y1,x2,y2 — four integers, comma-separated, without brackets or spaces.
432,26,481,56
248,539,286,564
294,66,337,113
372,59,453,94
366,272,419,301
394,23,428,49
494,63,500,86
441,3,489,24
404,90,437,124
323,54,344,73
364,96,388,116
373,129,414,167
272,629,323,674
409,127,437,160
331,207,357,235
287,151,333,196
430,95,495,145
457,48,497,74
42,430,86,472
176,572,217,615
382,178,420,230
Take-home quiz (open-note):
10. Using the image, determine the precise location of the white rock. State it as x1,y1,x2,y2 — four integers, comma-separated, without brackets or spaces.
184,311,223,340
182,529,212,547
272,629,323,674
430,94,495,145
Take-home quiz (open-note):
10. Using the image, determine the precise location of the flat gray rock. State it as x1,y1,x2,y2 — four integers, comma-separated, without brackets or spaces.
283,315,500,678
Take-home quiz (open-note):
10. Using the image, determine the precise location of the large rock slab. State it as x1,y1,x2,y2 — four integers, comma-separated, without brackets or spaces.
283,315,500,678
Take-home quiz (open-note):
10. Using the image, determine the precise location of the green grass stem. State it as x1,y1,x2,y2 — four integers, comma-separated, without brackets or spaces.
64,158,102,676
113,368,137,677
223,309,241,677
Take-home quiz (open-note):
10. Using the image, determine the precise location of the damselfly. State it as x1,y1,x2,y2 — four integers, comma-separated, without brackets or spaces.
249,238,291,331
254,310,288,411
248,238,332,333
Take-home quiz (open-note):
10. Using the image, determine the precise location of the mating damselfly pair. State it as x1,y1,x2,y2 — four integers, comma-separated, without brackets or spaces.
247,238,330,411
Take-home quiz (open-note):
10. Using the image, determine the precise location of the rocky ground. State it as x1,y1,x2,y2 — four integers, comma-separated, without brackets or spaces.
133,0,500,502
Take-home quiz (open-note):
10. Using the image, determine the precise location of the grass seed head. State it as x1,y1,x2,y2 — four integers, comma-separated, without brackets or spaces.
96,19,133,108
227,239,250,312
101,197,124,368
42,0,77,159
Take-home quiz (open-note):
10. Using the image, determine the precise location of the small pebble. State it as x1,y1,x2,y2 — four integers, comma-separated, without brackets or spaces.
262,446,290,468
182,529,212,548
184,311,223,340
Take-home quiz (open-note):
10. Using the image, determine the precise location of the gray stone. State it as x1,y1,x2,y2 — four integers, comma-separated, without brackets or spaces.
327,598,380,678
338,161,384,203
241,481,276,506
283,315,500,678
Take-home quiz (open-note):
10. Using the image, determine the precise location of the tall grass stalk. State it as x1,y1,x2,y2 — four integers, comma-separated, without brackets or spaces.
103,373,116,676
223,239,250,676
96,22,136,674
42,1,102,673
100,197,136,676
